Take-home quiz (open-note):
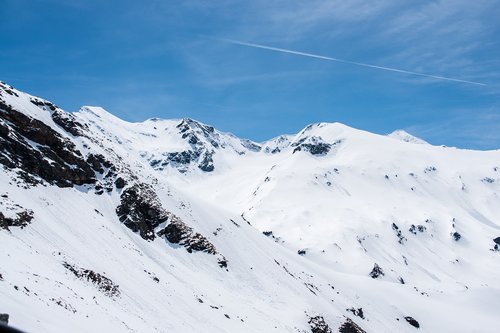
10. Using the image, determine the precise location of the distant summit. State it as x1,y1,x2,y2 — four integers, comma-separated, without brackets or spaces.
388,129,428,145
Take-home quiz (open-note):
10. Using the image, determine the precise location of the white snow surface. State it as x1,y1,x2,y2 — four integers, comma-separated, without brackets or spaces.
1,81,500,333
388,129,429,144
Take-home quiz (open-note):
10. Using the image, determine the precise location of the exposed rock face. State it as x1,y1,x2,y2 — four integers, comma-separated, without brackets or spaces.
409,224,426,234
0,195,34,230
198,150,215,172
452,231,462,241
159,215,216,254
63,262,120,297
308,315,332,333
292,136,341,156
369,263,384,279
0,210,33,231
149,119,220,173
157,213,227,268
0,313,8,325
338,317,367,333
0,101,96,187
116,184,169,241
51,109,88,137
494,237,500,251
346,307,365,319
404,316,420,328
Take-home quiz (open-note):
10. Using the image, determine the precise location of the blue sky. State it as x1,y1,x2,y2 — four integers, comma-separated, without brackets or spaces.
1,0,499,149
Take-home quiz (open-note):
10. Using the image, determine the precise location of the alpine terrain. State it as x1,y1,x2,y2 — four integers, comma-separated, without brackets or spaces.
1,81,499,333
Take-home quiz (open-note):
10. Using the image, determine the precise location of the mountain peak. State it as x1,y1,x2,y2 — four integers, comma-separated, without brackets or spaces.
388,129,428,144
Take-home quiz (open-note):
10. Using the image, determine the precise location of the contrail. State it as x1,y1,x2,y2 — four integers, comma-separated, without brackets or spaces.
218,38,486,86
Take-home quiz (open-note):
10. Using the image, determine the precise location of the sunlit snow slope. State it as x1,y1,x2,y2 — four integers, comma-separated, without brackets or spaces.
1,81,499,333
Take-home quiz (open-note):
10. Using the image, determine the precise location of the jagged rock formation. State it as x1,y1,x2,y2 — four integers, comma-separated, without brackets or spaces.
308,315,332,333
63,262,120,297
0,100,96,187
116,184,169,241
157,213,227,268
338,318,366,333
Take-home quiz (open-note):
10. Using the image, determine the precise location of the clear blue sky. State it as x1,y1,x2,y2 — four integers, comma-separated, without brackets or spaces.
1,0,499,149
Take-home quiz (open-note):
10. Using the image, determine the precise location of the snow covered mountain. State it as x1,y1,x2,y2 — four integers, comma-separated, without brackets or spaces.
1,81,499,333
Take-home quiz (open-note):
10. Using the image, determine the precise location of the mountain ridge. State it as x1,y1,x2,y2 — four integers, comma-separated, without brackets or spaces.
1,81,500,333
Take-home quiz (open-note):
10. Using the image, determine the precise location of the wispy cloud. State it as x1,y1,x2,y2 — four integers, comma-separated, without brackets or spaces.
406,108,500,150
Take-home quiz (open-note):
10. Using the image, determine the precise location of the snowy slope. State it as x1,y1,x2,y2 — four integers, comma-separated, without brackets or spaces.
387,130,429,144
1,81,500,333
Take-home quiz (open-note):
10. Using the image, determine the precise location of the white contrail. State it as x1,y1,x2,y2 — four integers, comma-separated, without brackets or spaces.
218,38,486,86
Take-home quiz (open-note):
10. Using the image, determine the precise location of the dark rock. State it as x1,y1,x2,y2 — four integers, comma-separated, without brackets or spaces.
0,101,96,187
0,313,8,325
63,262,120,297
392,223,406,244
452,232,462,241
116,184,169,241
409,224,426,235
51,110,88,137
157,215,217,255
493,237,500,245
369,263,384,279
308,315,332,333
156,210,228,268
217,258,228,268
404,316,420,328
0,209,34,231
198,151,215,172
338,317,366,333
298,249,307,256
86,154,112,174
293,142,331,155
346,308,365,319
115,177,126,189
177,118,220,149
292,136,341,156
424,166,437,173
262,231,273,236
482,177,495,184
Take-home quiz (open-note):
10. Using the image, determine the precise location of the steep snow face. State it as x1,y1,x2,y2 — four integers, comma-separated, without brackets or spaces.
1,81,500,333
388,130,429,144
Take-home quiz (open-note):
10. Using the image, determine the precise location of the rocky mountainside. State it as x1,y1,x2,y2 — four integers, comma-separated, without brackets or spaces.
1,81,499,333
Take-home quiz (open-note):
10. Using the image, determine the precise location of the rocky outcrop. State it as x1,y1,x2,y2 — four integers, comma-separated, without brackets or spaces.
404,316,420,328
494,237,500,251
116,184,169,241
346,308,365,319
51,109,88,137
0,195,34,231
157,213,227,268
338,317,366,333
158,215,216,254
0,101,96,187
63,262,120,297
292,136,341,156
0,313,8,325
0,210,33,231
308,315,332,333
369,263,384,279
